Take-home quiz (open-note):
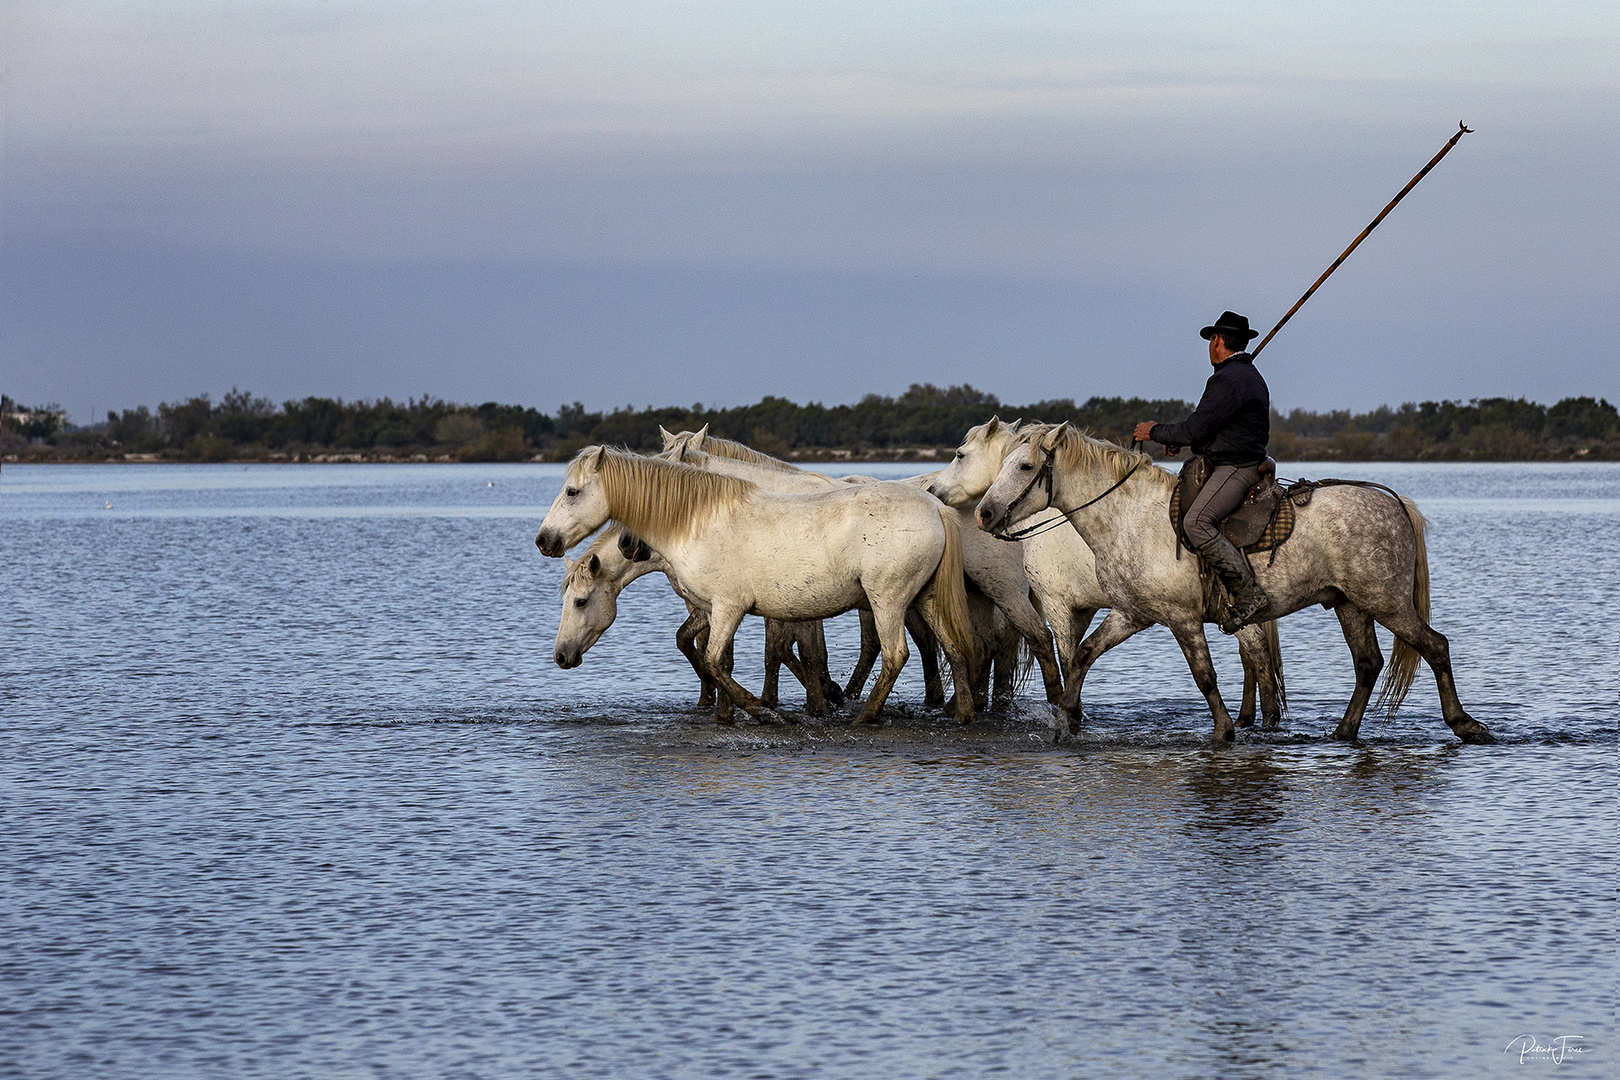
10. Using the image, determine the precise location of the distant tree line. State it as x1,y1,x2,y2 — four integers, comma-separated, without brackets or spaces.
3,387,1616,463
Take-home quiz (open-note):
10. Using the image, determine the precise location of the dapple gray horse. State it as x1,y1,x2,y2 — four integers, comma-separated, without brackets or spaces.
975,423,1493,745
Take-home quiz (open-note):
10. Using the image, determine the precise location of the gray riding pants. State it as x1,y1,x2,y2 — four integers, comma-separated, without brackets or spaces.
1185,462,1264,548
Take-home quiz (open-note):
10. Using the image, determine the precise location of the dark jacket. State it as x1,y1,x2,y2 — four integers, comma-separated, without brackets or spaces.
1150,352,1270,465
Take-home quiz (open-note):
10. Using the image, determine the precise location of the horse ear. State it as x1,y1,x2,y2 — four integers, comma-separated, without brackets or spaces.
692,423,709,450
984,415,1000,436
1041,421,1070,450
1007,419,1022,433
585,445,606,470
587,553,601,576
658,425,676,447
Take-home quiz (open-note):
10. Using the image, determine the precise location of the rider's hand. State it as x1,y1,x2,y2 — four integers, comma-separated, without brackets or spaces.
1132,421,1156,444
1162,444,1181,457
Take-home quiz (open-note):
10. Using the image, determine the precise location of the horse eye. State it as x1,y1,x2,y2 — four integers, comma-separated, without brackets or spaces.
565,487,579,497
573,597,589,608
954,450,964,459
1019,463,1033,471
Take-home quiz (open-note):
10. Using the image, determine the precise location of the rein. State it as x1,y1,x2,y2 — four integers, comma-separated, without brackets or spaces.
992,447,1146,542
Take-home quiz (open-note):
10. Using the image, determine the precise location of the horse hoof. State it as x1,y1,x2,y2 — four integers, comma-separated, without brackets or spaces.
714,715,735,726
1330,724,1359,742
1458,724,1497,745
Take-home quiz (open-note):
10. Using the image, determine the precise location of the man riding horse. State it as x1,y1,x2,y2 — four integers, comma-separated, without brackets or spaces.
1132,311,1271,634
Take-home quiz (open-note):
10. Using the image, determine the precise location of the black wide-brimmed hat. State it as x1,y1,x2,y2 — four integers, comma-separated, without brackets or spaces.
1200,311,1259,344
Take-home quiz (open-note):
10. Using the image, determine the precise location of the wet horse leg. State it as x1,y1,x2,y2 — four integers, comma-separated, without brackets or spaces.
854,605,910,726
1330,602,1383,741
1234,623,1282,729
915,588,977,725
1374,606,1495,744
806,620,844,709
1058,609,1154,734
844,609,880,701
675,610,716,708
761,619,784,709
990,620,1020,712
904,609,945,707
701,604,765,725
1167,619,1237,743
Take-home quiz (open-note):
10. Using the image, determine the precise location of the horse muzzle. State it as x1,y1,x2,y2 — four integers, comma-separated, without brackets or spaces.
974,499,1003,533
536,528,565,557
555,647,582,669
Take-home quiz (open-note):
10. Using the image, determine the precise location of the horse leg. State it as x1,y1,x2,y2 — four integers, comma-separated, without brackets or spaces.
1053,606,1100,689
675,610,715,708
844,609,880,701
915,591,977,725
1373,607,1495,744
761,619,784,709
1166,620,1237,744
985,587,1064,705
990,620,1020,712
772,621,824,717
1331,602,1383,742
808,620,844,709
905,609,945,707
854,605,910,726
1234,623,1282,730
1057,610,1153,733
701,605,764,724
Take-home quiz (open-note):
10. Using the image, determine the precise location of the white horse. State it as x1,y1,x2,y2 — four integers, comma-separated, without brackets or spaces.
537,447,979,725
662,430,1067,708
927,416,1284,728
554,526,844,713
975,422,1494,745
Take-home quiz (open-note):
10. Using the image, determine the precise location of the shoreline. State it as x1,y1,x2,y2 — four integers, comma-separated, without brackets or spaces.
5,449,1615,466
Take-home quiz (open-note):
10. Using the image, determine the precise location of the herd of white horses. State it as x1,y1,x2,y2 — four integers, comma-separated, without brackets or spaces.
535,420,1495,745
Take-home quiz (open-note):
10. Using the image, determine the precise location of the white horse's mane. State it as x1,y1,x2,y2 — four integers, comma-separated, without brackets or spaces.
679,431,801,473
1016,423,1177,495
580,447,755,543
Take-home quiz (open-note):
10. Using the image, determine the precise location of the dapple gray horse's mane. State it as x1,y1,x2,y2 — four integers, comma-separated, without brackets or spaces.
1015,423,1177,495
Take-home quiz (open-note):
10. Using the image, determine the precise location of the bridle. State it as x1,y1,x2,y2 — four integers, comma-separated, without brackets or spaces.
990,442,1145,542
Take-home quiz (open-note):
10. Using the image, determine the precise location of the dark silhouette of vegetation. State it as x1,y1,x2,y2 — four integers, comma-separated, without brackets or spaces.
4,387,1616,463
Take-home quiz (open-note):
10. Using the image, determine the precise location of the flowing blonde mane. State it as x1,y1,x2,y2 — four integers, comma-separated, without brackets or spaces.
680,431,801,472
1017,424,1177,495
582,447,754,544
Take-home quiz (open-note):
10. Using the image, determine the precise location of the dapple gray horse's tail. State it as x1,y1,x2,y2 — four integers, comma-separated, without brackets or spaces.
1375,496,1430,715
1262,619,1288,717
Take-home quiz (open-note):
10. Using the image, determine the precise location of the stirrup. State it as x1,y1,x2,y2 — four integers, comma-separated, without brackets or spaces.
1219,591,1269,635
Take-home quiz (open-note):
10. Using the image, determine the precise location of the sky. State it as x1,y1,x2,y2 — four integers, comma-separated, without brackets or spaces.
3,1,1617,422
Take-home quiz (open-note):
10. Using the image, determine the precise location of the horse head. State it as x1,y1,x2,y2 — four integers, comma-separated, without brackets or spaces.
536,445,611,556
928,415,1022,507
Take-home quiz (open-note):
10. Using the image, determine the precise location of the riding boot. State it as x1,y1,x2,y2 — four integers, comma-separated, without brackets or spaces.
1197,536,1270,635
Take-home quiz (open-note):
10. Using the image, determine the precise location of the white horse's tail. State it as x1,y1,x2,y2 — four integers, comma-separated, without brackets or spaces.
1376,496,1429,715
928,507,978,672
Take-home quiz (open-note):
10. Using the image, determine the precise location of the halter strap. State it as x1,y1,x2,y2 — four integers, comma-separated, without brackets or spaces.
992,452,1144,542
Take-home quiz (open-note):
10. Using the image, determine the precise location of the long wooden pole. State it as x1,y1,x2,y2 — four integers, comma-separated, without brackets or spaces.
1249,121,1472,359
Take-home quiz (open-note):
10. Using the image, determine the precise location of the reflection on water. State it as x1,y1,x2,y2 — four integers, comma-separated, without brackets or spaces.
1,462,1614,1079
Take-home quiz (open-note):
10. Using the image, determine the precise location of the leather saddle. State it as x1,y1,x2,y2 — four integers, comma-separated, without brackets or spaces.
1169,455,1297,556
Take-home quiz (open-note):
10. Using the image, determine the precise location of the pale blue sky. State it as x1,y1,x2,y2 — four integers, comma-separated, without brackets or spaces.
4,1,1617,419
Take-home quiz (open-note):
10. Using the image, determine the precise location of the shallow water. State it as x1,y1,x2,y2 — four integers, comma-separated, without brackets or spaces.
2,461,1614,1078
